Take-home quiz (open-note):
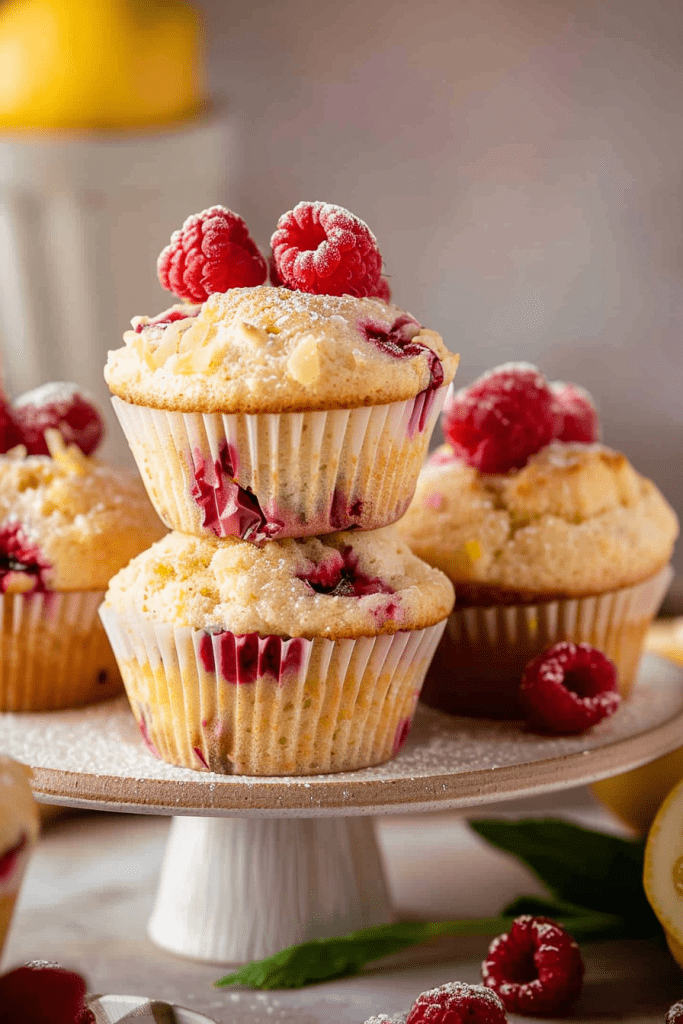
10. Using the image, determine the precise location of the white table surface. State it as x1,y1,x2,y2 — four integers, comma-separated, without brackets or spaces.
2,787,681,1023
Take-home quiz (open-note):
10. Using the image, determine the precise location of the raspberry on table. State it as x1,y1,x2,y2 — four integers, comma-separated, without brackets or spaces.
13,382,104,457
270,201,383,297
481,915,584,1016
158,205,267,303
442,363,555,474
551,381,599,443
0,962,92,1024
406,981,508,1024
520,641,621,735
667,1000,683,1024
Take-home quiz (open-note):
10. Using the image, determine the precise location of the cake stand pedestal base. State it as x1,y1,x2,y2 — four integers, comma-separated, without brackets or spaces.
147,815,392,963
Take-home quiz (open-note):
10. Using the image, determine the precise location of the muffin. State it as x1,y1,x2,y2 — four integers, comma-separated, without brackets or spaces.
396,364,678,717
104,203,459,542
0,756,39,958
100,526,454,775
0,430,166,711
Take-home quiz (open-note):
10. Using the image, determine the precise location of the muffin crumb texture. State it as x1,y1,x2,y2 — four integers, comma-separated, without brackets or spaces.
105,527,454,639
396,442,679,600
105,286,458,413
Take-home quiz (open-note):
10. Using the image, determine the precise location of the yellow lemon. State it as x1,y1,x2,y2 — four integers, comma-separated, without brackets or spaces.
644,776,683,968
592,747,683,836
0,0,205,131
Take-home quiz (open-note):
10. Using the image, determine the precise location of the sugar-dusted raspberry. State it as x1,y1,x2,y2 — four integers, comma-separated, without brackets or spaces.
520,641,620,734
0,394,22,453
373,276,392,302
13,382,104,457
0,962,91,1024
270,201,383,297
406,982,507,1024
158,205,267,303
551,381,599,443
442,363,555,474
667,1000,683,1024
481,915,584,1016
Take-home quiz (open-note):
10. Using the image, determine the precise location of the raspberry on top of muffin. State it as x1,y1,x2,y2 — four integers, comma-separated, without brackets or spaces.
105,202,458,415
396,363,678,602
0,380,165,594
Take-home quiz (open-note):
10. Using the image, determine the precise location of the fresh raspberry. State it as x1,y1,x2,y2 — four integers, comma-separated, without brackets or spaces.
0,394,22,453
373,276,392,302
442,363,555,473
481,916,584,1016
550,381,599,443
13,382,104,457
0,962,91,1024
270,201,383,297
158,206,267,303
406,981,508,1024
667,1001,683,1024
520,641,620,734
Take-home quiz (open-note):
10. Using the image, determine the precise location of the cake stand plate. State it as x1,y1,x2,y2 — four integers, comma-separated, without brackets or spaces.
1,653,681,963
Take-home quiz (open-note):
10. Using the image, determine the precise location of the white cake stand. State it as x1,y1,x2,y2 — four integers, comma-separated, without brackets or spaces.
1,653,681,965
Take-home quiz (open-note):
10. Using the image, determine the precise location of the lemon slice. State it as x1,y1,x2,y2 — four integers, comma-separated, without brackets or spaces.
644,776,683,967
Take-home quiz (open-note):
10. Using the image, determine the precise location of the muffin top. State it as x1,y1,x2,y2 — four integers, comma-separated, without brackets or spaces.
0,756,39,859
0,440,166,593
105,286,459,414
105,526,454,639
396,442,679,602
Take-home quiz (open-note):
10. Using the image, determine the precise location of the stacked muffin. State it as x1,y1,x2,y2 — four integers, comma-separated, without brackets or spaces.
101,202,457,775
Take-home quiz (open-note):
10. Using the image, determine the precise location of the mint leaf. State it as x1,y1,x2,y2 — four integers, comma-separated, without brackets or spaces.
214,917,513,990
469,818,659,935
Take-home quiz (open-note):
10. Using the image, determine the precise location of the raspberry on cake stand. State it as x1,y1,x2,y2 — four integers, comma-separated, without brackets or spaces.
0,652,682,964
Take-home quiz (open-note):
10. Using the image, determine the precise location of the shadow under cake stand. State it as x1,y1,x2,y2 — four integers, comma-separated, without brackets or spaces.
1,653,681,965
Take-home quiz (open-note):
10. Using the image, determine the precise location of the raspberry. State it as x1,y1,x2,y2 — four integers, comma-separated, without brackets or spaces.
0,394,22,453
667,1001,683,1024
134,305,200,333
270,201,383,297
442,363,555,474
481,916,584,1016
520,641,620,735
0,963,91,1024
297,545,394,597
373,276,392,302
406,982,508,1024
550,381,599,443
0,523,51,594
13,382,104,457
158,206,267,303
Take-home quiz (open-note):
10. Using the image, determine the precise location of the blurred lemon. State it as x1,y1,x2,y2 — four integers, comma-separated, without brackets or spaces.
0,0,205,130
644,776,683,968
592,749,683,835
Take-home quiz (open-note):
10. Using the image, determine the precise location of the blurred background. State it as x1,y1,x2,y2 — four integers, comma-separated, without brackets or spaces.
0,0,681,574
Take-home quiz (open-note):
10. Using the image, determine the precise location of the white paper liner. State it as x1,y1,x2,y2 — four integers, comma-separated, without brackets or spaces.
0,589,122,711
99,604,446,776
111,387,446,541
420,565,674,719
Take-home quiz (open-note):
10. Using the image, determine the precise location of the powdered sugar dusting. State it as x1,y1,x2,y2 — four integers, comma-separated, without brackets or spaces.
0,654,678,814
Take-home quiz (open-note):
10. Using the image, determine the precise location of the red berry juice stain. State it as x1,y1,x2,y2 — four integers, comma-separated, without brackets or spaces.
134,306,200,333
137,709,160,758
0,832,26,881
358,315,444,435
199,631,307,684
191,445,284,543
298,545,394,598
0,524,50,594
329,490,365,530
193,747,210,769
393,717,412,754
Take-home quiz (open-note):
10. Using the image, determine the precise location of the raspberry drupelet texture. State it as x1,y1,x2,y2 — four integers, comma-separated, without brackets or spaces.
520,641,620,734
270,201,383,297
551,381,599,443
13,382,104,457
667,1000,683,1024
406,982,508,1024
158,205,267,303
481,915,584,1016
442,363,555,474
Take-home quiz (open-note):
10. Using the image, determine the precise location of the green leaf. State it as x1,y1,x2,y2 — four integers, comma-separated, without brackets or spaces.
468,818,660,935
500,895,627,939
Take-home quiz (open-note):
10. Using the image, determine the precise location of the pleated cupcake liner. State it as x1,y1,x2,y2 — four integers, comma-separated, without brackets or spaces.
420,564,674,719
111,386,446,542
0,589,123,711
99,604,446,776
